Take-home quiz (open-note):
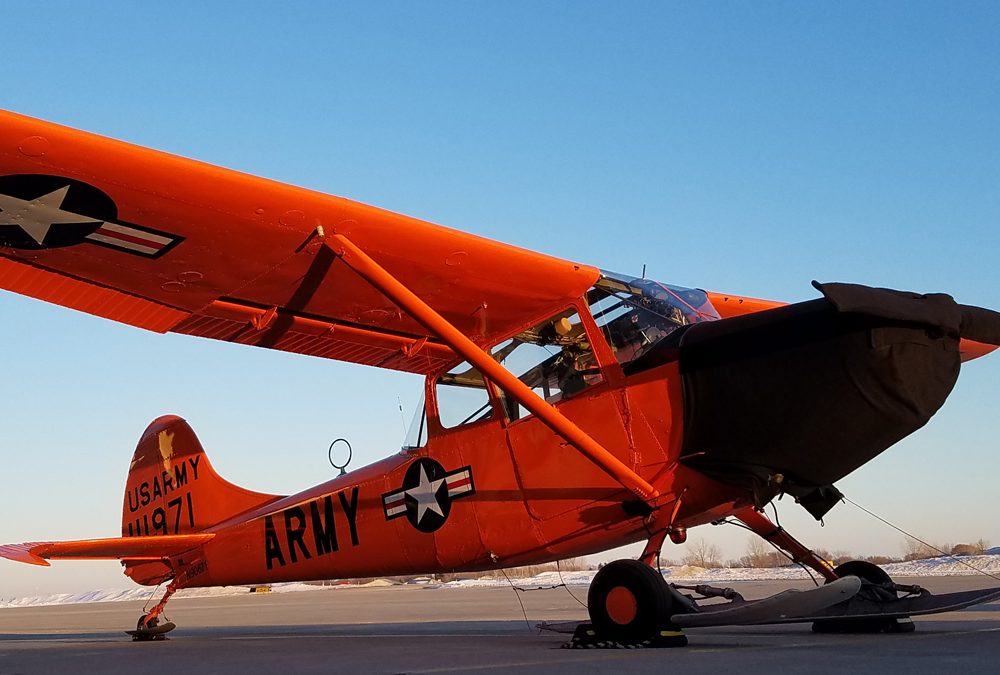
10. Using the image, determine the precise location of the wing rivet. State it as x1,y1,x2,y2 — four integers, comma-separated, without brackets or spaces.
279,209,306,227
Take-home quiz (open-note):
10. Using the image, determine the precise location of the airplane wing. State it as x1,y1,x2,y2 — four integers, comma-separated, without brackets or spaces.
0,534,214,566
0,110,599,375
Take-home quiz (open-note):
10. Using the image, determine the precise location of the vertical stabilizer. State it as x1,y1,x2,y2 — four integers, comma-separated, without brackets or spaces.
122,415,281,538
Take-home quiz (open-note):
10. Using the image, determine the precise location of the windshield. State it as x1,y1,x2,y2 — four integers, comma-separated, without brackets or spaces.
402,390,428,450
587,271,719,365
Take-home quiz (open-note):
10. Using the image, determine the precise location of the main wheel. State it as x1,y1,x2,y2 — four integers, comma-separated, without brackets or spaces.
812,560,913,633
587,559,676,643
832,560,897,602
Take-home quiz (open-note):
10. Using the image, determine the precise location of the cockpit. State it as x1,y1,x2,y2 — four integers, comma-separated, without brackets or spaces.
586,270,719,365
403,271,719,449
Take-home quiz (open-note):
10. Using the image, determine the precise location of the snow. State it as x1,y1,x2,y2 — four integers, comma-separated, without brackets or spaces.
2,555,997,608
0,581,350,609
437,555,1000,588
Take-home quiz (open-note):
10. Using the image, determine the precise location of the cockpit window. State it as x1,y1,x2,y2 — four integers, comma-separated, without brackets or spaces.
431,308,608,430
435,360,494,429
492,309,602,421
588,271,719,366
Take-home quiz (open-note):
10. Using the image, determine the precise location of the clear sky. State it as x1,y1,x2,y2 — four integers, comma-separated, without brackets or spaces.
1,1,998,597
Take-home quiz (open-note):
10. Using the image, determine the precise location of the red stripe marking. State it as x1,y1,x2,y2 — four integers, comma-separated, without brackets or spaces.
447,477,471,491
385,497,405,509
94,226,167,249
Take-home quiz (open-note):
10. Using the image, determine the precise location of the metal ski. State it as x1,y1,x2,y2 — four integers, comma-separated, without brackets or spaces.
673,577,862,628
805,584,1000,622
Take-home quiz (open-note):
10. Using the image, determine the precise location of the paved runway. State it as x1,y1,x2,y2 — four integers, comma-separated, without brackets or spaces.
1,577,998,674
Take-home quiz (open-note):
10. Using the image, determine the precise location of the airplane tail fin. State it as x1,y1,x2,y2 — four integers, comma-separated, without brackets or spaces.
1,416,281,586
117,414,281,584
122,414,281,538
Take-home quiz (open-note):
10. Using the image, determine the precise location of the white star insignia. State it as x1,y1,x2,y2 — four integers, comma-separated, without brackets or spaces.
405,464,446,524
0,186,101,245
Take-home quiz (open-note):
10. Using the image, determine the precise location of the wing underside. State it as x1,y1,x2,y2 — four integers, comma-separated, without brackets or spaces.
0,110,600,374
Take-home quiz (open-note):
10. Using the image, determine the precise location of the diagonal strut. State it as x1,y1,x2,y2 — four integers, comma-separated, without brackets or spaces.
327,233,659,502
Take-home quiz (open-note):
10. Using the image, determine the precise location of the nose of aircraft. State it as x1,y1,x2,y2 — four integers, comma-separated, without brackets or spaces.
957,303,1000,357
676,282,1000,517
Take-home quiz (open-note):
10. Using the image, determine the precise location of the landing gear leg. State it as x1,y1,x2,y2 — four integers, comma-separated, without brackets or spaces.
736,508,838,581
127,578,180,641
639,528,668,567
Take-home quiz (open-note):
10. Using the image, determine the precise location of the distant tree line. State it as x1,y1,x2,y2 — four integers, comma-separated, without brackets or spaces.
670,536,994,570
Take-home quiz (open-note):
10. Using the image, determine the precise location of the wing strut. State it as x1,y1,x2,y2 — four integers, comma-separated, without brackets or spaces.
328,233,659,502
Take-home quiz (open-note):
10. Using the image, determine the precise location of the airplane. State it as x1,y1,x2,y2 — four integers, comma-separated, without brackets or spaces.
1,109,999,645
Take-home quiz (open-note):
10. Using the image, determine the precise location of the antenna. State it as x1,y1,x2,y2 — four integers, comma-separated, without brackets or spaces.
641,263,647,279
397,395,407,437
327,439,352,476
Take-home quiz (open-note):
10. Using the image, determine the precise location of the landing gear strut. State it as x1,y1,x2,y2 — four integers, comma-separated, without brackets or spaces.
736,508,838,581
126,578,179,641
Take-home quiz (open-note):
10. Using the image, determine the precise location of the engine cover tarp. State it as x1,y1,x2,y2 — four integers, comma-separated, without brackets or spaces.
678,288,962,496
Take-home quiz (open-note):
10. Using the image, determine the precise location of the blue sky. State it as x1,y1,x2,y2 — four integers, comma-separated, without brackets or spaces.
1,2,998,596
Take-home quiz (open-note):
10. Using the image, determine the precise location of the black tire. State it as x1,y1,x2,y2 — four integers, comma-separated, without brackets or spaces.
831,560,897,602
812,560,905,633
832,560,892,583
587,559,674,642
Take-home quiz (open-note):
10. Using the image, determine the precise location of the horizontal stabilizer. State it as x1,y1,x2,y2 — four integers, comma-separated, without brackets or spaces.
0,534,214,567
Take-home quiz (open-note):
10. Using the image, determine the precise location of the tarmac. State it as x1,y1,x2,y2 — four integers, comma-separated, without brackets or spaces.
1,576,998,674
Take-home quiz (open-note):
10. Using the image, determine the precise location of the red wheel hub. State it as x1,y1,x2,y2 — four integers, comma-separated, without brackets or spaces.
605,585,638,625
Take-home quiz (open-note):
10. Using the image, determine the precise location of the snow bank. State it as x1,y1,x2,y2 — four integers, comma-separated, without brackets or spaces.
0,580,386,609
438,555,1000,589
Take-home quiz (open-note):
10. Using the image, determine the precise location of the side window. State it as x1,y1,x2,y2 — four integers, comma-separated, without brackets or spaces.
435,361,493,429
493,310,602,421
431,308,606,428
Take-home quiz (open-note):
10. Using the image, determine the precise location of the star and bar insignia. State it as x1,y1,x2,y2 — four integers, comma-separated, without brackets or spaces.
0,174,182,258
382,458,475,533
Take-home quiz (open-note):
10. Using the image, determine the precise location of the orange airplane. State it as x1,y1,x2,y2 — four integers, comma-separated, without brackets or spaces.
1,109,998,645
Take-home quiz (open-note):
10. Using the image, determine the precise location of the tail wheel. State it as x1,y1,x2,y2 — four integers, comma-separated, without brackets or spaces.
136,613,158,631
587,559,675,642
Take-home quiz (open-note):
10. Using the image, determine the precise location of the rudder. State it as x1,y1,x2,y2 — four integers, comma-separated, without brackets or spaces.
122,415,281,538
